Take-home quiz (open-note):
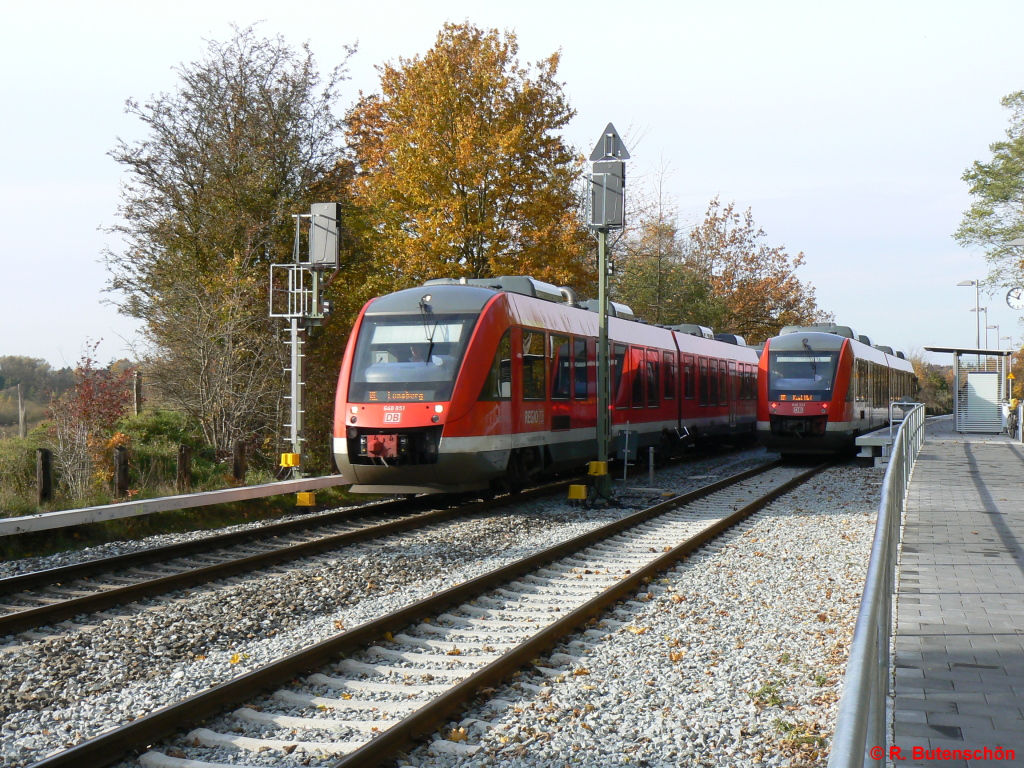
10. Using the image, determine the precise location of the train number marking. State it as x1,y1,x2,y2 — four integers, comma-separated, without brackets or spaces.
384,412,402,423
523,409,544,424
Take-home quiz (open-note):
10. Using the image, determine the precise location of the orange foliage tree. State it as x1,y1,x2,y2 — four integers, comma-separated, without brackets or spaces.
346,22,592,291
687,197,826,343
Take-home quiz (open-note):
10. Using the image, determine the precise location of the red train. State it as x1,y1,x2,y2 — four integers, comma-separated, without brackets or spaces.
333,276,759,495
756,325,917,455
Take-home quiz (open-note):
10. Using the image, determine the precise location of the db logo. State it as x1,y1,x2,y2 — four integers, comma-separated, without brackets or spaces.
384,412,402,423
793,406,804,414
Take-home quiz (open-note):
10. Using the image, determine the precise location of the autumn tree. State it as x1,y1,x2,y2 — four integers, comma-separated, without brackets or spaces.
687,197,825,343
346,22,591,290
614,161,721,326
955,91,1024,289
105,26,355,454
47,343,135,498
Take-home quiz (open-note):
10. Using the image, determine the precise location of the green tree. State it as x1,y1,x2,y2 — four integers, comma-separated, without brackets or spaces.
955,91,1024,288
346,22,591,290
105,26,355,454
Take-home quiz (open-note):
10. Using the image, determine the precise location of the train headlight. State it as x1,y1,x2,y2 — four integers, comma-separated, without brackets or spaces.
434,405,444,413
821,403,829,411
350,406,358,414
770,402,778,410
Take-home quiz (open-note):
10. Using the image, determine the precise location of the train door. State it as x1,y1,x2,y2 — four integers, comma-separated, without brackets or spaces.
514,328,549,436
550,334,571,432
728,360,738,427
663,350,678,429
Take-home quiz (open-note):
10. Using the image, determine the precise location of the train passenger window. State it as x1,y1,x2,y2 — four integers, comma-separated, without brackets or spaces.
479,330,512,400
522,331,546,400
573,338,589,399
698,357,708,405
726,361,734,405
631,347,645,408
663,352,675,400
647,350,659,407
613,344,628,408
684,356,695,400
551,335,571,400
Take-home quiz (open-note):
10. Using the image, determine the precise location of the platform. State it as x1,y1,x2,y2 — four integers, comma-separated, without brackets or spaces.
893,416,1024,764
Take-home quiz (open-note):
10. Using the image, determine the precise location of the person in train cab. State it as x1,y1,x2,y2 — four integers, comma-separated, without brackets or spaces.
409,345,426,362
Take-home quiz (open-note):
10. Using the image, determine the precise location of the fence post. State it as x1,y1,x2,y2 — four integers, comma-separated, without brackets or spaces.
232,440,247,482
36,448,52,506
114,446,129,497
132,370,143,416
177,445,192,494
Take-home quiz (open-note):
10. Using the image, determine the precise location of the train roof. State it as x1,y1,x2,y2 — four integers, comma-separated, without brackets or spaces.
364,284,497,315
769,331,848,352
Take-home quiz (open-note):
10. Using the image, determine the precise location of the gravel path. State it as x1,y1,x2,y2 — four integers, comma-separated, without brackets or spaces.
405,464,884,768
1,448,772,767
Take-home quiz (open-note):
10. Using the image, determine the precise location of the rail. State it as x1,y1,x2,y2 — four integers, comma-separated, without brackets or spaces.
0,475,348,537
828,403,926,768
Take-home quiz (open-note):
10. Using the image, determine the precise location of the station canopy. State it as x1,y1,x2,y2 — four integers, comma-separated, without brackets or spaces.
924,346,1012,434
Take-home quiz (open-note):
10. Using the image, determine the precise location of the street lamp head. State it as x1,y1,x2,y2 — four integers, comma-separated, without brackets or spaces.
988,324,998,329
958,280,978,287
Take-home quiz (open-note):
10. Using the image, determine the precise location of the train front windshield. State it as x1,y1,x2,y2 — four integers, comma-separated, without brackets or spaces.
768,351,839,402
348,313,477,403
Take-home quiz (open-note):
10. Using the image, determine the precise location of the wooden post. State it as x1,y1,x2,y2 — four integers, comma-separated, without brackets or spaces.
114,446,129,497
176,445,192,493
36,448,52,505
132,370,143,416
232,440,247,482
17,383,26,439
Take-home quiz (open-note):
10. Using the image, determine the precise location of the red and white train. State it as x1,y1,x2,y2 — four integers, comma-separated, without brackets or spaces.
333,276,759,495
756,325,917,455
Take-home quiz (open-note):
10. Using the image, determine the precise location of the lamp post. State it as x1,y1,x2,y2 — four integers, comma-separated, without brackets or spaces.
958,279,981,348
971,306,988,347
988,324,1000,349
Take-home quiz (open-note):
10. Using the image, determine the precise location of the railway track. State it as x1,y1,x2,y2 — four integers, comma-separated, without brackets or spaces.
29,459,827,768
0,484,569,639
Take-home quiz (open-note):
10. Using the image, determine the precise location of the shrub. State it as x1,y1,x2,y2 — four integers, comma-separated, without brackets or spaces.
0,435,44,517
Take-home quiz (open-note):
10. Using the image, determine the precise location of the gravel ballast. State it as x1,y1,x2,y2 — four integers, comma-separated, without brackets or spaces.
0,450,880,768
407,464,883,768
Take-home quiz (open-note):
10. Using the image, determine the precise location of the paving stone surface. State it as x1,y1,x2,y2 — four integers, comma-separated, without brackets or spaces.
892,416,1024,765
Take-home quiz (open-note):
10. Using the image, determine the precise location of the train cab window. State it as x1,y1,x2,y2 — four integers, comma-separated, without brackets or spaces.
347,312,477,403
684,355,695,400
612,344,628,408
550,335,571,400
522,331,546,400
479,330,512,401
698,357,708,405
631,347,645,408
573,337,589,399
663,352,676,400
709,359,719,405
647,350,660,407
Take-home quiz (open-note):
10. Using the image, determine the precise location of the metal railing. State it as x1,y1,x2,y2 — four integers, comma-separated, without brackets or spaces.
828,403,926,768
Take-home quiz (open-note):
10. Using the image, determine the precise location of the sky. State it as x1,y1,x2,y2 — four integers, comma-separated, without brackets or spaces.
2,0,1023,368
